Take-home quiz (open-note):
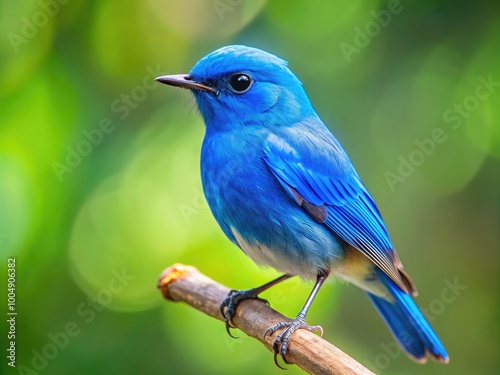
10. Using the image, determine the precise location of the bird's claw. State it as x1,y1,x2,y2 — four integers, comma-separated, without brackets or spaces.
220,288,269,338
264,318,323,367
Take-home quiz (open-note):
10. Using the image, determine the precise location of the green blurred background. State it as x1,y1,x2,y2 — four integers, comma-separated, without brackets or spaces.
1,0,499,374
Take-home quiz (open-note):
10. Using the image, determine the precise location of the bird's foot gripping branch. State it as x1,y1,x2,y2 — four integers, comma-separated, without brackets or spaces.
157,263,375,375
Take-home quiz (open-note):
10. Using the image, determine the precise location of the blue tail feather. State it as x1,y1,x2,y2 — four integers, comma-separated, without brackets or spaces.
367,268,449,363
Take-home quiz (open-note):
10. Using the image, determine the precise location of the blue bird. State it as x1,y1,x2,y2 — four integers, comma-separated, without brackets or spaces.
155,45,449,366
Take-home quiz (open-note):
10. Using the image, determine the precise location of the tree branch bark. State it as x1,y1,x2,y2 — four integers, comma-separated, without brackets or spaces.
157,263,375,375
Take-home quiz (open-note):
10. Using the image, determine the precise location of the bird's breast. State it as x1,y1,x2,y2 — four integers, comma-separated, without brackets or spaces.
201,130,281,223
200,129,346,277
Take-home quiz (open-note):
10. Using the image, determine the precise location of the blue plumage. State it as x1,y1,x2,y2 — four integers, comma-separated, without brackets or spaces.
368,268,449,362
155,45,449,365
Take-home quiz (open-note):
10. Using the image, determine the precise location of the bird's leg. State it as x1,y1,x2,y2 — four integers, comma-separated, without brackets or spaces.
220,274,292,338
265,269,329,367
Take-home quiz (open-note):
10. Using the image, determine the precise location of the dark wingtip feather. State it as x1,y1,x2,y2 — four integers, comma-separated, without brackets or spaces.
431,352,450,364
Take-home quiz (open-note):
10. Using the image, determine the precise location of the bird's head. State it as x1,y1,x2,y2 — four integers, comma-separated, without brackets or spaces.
156,45,314,130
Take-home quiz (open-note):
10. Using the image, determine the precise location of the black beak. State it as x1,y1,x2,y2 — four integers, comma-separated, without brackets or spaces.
155,74,215,93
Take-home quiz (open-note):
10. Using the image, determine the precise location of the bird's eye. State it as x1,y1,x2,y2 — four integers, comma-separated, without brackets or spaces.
228,73,253,94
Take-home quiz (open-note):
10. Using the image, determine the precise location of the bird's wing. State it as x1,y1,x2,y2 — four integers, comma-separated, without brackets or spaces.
263,132,416,295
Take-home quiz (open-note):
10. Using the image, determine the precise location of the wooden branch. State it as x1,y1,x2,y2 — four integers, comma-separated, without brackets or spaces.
157,263,375,375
